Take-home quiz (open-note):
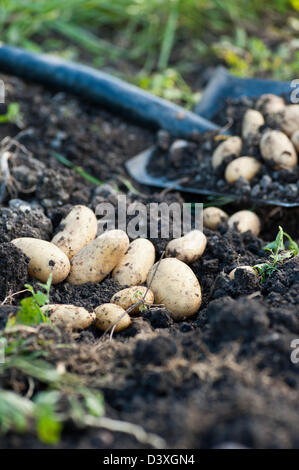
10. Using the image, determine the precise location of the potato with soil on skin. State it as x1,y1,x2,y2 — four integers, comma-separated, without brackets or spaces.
212,136,242,169
11,238,70,284
291,130,299,153
112,238,155,286
110,286,154,314
67,229,129,285
203,207,228,230
242,109,265,139
95,303,131,332
256,94,285,115
51,205,98,259
44,304,95,329
146,258,201,321
260,130,297,169
274,104,299,136
228,210,261,236
165,230,207,264
225,156,261,184
228,266,258,280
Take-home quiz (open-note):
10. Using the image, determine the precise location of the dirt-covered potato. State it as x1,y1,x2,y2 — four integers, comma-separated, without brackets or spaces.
242,109,265,139
260,130,297,169
228,210,261,236
165,230,207,264
146,258,201,321
291,130,299,153
275,104,299,136
225,156,261,184
228,266,257,280
112,238,155,286
212,136,242,169
11,238,70,284
51,205,98,259
203,207,228,230
110,286,154,314
44,304,95,329
67,229,129,285
256,94,285,115
95,303,131,332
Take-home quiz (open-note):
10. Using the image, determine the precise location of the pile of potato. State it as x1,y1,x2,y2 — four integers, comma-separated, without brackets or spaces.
212,95,299,185
11,202,261,331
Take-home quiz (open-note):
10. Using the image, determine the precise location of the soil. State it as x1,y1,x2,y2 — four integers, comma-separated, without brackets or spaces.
0,74,299,449
147,97,299,205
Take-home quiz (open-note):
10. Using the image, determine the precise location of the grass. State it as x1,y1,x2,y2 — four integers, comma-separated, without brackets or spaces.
0,1,298,104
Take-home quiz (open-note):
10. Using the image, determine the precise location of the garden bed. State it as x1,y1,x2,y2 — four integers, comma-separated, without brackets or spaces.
0,74,299,449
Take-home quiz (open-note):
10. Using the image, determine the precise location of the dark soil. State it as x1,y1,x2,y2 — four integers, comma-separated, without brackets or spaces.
147,97,299,205
0,74,299,449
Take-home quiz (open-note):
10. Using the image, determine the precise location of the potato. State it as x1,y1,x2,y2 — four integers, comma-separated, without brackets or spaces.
146,258,201,321
275,104,299,136
212,136,242,169
11,238,70,284
291,130,299,153
165,230,207,264
228,210,261,236
51,205,98,259
225,156,261,184
256,94,285,115
44,304,95,329
112,238,155,286
203,207,228,230
242,109,264,139
110,286,154,314
67,229,129,285
228,266,257,280
95,303,131,332
260,130,297,169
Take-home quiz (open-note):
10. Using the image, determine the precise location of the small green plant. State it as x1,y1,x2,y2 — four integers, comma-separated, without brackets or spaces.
6,274,52,328
0,103,23,127
134,290,148,313
254,226,299,282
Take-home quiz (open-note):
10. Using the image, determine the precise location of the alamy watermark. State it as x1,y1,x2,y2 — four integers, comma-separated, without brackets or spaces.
0,337,6,364
0,80,4,104
95,196,203,239
290,339,299,364
290,79,299,104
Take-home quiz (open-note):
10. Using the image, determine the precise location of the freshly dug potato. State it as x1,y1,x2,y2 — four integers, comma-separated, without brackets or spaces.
291,130,299,152
212,136,242,169
165,230,207,264
146,258,201,321
228,266,257,280
225,156,261,184
242,109,264,139
203,207,228,230
52,205,98,259
260,130,297,168
275,104,299,136
112,238,155,286
110,286,154,314
256,94,285,115
67,229,129,285
228,210,261,236
45,304,95,329
95,303,131,332
11,238,70,284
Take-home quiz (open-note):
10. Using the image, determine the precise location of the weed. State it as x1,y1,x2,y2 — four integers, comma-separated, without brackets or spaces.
5,275,52,328
0,103,23,127
254,226,299,282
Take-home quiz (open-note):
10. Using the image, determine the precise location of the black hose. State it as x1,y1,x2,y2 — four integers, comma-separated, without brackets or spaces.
0,44,219,137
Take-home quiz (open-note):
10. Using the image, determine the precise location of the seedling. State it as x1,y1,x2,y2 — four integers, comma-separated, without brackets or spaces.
254,226,299,282
0,103,23,127
5,274,52,328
